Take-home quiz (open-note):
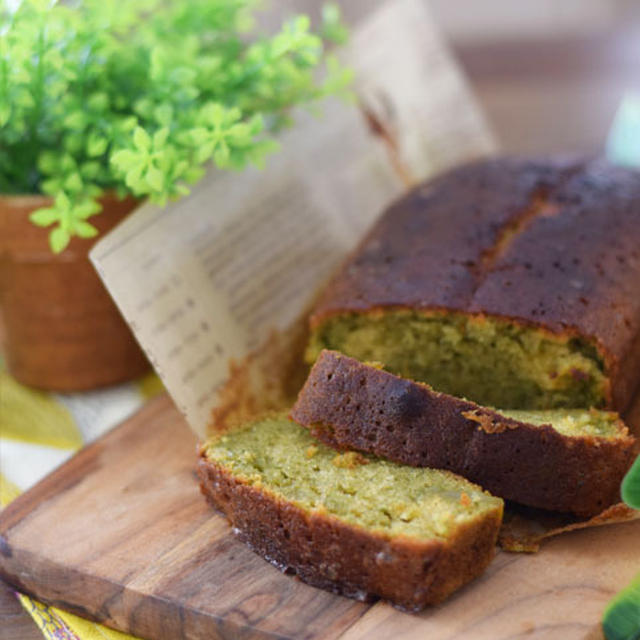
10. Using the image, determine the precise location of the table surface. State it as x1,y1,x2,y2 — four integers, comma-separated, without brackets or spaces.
2,29,640,640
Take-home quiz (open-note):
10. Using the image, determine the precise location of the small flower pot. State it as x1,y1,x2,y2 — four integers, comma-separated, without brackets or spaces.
0,193,149,391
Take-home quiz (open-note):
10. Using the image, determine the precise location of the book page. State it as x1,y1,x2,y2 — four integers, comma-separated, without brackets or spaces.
90,0,496,438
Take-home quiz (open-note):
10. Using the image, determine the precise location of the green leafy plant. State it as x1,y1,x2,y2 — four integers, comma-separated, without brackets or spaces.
0,0,352,252
621,454,640,510
603,574,640,640
602,455,640,640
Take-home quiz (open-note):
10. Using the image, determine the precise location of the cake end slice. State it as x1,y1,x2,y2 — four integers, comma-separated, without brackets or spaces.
198,415,503,611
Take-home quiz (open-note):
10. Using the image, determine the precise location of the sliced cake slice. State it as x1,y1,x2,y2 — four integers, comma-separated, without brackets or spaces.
306,157,640,413
290,350,637,517
198,415,504,611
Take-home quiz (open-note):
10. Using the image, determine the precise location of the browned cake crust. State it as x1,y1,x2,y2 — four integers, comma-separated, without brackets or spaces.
290,351,637,517
197,456,501,611
309,157,640,411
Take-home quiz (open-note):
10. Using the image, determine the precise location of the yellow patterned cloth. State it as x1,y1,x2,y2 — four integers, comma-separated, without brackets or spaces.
0,362,163,640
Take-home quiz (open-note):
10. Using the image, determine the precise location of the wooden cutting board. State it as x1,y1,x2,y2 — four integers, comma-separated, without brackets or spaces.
0,394,638,640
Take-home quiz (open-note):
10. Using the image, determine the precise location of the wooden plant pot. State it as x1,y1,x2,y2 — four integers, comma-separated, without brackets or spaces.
0,193,149,391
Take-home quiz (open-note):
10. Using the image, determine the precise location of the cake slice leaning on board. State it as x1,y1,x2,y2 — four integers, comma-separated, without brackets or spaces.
305,156,640,415
197,415,503,612
291,350,636,517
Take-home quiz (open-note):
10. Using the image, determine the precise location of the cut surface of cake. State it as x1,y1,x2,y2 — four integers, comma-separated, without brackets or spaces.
198,415,504,611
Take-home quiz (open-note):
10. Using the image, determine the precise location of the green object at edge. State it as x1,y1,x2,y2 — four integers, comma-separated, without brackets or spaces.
602,456,640,640
621,455,640,510
603,574,640,640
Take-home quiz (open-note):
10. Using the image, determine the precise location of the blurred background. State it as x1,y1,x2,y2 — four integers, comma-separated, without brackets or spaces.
278,0,640,154
437,0,640,153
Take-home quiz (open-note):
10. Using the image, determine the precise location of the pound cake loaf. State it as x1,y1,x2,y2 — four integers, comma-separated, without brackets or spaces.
198,415,504,611
306,157,640,412
291,351,636,516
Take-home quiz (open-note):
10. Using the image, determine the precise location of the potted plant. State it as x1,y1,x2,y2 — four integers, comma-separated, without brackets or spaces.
0,0,349,390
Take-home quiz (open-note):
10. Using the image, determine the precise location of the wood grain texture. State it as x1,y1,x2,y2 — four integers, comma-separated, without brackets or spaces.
0,396,370,640
339,523,637,640
0,581,42,640
1,393,638,640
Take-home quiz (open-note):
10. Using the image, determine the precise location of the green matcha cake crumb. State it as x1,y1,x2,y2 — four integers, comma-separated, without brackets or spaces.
500,408,623,439
307,310,608,410
203,415,502,540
